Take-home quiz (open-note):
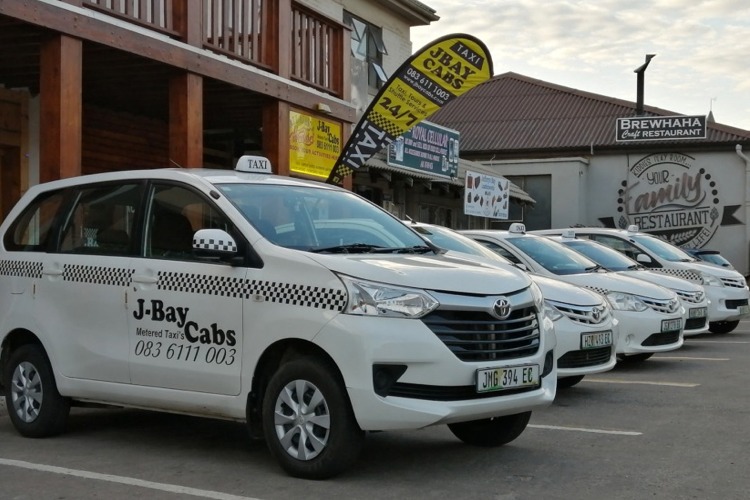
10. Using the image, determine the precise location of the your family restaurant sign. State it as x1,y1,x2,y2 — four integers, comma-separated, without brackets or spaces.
616,115,707,142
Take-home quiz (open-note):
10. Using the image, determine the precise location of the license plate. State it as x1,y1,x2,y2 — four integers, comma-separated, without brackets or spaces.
689,307,707,318
661,318,682,332
476,365,539,393
581,330,613,349
738,304,750,315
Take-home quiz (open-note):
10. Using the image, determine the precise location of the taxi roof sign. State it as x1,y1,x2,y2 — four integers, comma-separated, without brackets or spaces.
509,223,526,234
235,155,273,174
561,229,576,239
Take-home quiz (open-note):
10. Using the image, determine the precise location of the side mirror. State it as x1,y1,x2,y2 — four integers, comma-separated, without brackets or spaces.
635,253,652,264
193,229,238,261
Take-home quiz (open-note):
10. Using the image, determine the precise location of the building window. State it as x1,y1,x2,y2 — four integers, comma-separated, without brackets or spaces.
343,11,388,91
491,175,551,230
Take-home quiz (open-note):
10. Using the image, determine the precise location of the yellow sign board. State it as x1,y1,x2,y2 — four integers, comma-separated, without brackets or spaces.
289,110,342,179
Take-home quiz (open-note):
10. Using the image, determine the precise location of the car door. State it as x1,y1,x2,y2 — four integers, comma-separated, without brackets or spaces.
36,181,142,384
127,181,246,396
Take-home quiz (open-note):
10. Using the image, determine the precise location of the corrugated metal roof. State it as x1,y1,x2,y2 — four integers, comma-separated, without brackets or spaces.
430,72,750,155
364,153,535,204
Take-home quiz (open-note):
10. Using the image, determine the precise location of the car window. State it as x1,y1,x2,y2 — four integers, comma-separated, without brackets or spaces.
589,234,643,261
562,240,638,271
630,234,694,262
145,183,233,260
217,183,427,252
474,239,523,264
59,183,141,256
506,236,597,275
3,190,66,252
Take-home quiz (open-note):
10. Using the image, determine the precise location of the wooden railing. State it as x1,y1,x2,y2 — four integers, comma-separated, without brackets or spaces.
72,0,345,97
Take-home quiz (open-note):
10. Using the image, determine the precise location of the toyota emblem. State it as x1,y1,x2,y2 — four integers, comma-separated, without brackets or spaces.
591,307,601,322
493,298,512,319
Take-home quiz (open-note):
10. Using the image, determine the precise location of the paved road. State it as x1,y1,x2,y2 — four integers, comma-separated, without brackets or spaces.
2,321,749,499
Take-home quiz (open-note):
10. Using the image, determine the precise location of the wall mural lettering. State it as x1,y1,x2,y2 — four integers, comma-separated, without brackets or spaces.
598,152,742,248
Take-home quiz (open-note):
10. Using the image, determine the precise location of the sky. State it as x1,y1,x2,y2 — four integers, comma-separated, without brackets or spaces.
410,0,750,131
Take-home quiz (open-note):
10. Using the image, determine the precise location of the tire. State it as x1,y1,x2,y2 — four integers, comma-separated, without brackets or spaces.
709,320,739,334
557,375,585,389
617,352,653,363
261,357,365,479
3,344,70,438
448,411,531,447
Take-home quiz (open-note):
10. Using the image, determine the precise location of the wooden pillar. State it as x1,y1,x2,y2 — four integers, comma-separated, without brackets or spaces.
40,34,82,182
169,72,203,168
262,101,290,176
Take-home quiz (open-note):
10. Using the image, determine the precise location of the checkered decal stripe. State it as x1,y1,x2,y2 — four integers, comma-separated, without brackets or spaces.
158,272,246,297
193,237,238,253
156,273,346,311
583,285,609,296
0,260,43,279
247,281,346,311
63,265,134,286
653,268,702,283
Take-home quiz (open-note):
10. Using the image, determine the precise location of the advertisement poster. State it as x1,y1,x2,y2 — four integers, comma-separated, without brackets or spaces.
289,109,342,179
326,33,493,184
387,121,459,179
464,170,509,219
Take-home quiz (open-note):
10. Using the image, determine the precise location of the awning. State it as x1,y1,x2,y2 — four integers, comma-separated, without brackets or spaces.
363,153,535,205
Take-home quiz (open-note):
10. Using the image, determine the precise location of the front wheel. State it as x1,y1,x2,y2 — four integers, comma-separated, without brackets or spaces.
3,344,70,438
557,375,585,389
261,357,364,479
617,352,653,363
448,411,531,447
709,320,739,334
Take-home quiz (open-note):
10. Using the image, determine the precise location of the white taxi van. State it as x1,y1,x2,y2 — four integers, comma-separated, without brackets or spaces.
462,224,685,363
534,226,750,334
543,230,710,336
0,157,556,479
403,222,618,389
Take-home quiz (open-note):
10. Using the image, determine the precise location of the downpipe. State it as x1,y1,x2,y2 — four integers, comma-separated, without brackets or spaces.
735,144,750,279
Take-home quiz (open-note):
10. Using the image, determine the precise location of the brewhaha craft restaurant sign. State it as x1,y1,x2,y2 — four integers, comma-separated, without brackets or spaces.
615,115,707,142
601,152,741,248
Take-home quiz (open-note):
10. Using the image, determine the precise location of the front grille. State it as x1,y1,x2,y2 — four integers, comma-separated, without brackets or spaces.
685,317,707,331
558,346,612,368
549,301,610,325
720,277,747,288
386,382,539,401
421,306,540,362
675,289,705,304
642,331,680,346
641,296,680,314
727,298,749,310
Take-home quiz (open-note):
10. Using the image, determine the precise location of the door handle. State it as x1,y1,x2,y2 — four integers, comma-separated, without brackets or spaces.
132,275,158,284
42,269,63,276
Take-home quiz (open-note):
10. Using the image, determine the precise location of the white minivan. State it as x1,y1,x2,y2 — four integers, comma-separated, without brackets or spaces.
534,226,750,334
0,157,556,479
462,224,685,362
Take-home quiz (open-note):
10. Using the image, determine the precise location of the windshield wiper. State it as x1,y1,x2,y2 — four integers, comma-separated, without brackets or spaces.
393,245,434,254
585,264,603,273
310,243,385,254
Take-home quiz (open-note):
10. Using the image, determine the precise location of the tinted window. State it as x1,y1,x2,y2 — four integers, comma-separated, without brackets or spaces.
59,183,141,256
4,190,66,252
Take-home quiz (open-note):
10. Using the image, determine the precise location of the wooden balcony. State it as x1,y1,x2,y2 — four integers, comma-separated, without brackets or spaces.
74,0,346,97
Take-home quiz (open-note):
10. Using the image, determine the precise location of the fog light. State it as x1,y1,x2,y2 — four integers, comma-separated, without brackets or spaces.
372,364,407,397
542,350,554,378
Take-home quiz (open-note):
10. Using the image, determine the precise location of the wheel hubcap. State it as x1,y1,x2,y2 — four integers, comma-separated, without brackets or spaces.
273,379,330,461
11,361,43,423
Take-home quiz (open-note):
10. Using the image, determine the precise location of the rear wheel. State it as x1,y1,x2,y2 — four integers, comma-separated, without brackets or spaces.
448,411,531,447
709,320,739,334
3,344,70,438
617,352,653,363
557,375,585,389
261,357,364,479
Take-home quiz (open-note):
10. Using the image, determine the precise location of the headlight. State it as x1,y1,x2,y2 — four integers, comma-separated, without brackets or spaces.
543,300,564,321
606,291,649,312
338,275,439,318
529,280,544,310
700,272,724,287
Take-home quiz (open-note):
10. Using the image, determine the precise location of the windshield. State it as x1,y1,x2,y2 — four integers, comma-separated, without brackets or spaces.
562,240,639,271
410,224,510,263
631,234,695,262
507,235,599,275
216,183,431,253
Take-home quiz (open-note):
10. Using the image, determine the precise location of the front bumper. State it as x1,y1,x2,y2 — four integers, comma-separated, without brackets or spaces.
612,310,684,354
705,286,750,323
554,317,618,379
